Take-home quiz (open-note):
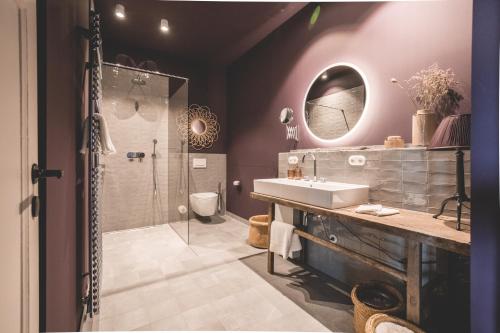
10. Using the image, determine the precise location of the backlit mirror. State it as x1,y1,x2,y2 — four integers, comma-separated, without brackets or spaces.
304,64,367,140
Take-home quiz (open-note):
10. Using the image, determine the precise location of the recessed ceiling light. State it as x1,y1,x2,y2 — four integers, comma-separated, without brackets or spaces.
115,4,125,19
160,18,169,33
321,73,328,80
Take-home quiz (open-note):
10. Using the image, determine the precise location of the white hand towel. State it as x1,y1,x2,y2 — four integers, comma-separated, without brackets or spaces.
80,113,116,155
269,221,302,259
375,322,414,333
355,204,399,217
96,113,116,155
355,204,383,214
80,117,90,155
373,208,400,216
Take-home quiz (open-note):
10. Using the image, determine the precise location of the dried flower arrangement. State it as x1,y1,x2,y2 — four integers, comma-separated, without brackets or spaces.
391,63,463,120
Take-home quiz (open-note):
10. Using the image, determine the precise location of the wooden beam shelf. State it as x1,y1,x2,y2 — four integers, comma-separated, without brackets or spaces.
250,191,471,325
293,229,408,281
250,192,470,256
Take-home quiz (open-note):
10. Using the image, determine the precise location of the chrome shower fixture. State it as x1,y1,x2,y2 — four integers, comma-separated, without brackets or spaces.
152,139,158,157
131,76,146,86
128,73,148,112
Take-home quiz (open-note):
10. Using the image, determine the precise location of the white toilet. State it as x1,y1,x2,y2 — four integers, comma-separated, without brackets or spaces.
189,192,218,217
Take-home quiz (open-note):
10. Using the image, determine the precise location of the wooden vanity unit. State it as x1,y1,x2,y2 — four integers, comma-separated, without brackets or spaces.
250,191,471,326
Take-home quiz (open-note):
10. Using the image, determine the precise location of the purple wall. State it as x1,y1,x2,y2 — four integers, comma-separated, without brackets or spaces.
470,0,500,331
227,1,473,219
103,44,227,153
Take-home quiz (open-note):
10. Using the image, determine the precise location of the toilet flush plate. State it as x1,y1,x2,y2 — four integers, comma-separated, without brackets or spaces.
193,158,207,169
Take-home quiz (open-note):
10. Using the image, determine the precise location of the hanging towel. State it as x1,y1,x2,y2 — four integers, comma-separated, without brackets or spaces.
80,113,116,155
355,204,399,217
269,221,302,259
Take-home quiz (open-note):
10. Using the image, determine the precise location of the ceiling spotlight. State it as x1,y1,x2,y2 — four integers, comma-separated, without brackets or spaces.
160,19,169,33
321,73,328,80
115,4,125,19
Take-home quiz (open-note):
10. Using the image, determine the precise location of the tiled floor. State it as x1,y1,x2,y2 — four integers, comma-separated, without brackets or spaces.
98,215,332,331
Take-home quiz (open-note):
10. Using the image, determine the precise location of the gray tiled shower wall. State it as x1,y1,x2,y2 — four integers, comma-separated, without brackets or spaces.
277,146,470,288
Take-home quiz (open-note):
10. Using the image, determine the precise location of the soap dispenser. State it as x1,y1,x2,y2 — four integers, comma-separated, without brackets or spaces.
287,155,299,179
294,165,303,180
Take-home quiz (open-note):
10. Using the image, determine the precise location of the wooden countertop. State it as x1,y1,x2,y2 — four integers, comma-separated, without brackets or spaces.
250,192,470,256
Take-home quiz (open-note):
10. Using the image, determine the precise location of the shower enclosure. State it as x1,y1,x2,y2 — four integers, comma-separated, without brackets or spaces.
100,63,190,243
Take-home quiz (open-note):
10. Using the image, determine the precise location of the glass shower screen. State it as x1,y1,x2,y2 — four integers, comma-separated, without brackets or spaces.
100,63,190,243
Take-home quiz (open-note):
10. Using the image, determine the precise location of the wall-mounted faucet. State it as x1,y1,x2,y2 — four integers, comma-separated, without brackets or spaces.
302,152,317,182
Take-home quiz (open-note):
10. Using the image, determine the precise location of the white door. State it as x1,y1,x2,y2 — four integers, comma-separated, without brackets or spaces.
0,1,39,332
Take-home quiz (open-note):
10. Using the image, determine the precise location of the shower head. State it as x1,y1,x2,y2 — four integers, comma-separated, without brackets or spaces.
128,74,148,112
131,76,146,86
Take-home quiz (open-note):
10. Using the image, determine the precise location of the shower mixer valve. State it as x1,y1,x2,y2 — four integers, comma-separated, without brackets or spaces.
127,152,146,162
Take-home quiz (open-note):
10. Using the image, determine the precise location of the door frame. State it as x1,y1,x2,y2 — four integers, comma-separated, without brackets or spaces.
18,0,39,332
35,0,46,331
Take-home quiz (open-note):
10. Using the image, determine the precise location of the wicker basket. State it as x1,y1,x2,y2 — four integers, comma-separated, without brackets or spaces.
248,215,270,248
365,313,425,333
351,282,404,333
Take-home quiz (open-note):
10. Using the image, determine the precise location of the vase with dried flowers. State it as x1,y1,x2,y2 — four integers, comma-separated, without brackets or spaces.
391,63,463,146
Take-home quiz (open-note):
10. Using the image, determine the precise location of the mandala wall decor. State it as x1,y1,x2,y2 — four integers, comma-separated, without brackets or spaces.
177,104,220,150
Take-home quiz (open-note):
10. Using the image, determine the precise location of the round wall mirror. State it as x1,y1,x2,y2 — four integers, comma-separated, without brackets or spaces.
191,118,207,135
304,64,367,141
177,104,220,150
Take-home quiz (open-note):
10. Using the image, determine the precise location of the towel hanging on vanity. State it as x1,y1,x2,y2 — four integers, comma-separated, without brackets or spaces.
80,113,116,155
269,221,302,259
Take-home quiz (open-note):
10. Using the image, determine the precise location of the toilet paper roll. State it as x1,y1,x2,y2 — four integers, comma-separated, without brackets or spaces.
177,205,188,214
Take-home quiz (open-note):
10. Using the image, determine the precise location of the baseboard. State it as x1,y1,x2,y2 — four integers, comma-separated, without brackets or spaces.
226,211,249,225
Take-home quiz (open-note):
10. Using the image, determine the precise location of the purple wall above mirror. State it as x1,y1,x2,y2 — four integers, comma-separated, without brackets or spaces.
226,1,473,219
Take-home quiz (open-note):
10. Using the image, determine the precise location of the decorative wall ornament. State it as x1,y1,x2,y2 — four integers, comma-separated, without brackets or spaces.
177,104,220,150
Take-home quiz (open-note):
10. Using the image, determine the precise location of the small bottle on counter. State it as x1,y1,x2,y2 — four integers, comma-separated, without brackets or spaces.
294,166,302,180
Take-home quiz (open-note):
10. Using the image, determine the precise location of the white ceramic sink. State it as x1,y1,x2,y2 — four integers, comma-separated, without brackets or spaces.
253,178,369,209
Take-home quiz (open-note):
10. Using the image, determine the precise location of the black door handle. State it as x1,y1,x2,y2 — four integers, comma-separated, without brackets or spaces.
31,163,64,184
31,196,40,218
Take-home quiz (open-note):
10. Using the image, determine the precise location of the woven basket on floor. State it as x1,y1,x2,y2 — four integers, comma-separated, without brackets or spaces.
351,282,404,333
247,215,270,248
365,313,425,333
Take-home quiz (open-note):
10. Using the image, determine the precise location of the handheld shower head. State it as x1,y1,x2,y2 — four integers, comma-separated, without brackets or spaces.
152,139,158,157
